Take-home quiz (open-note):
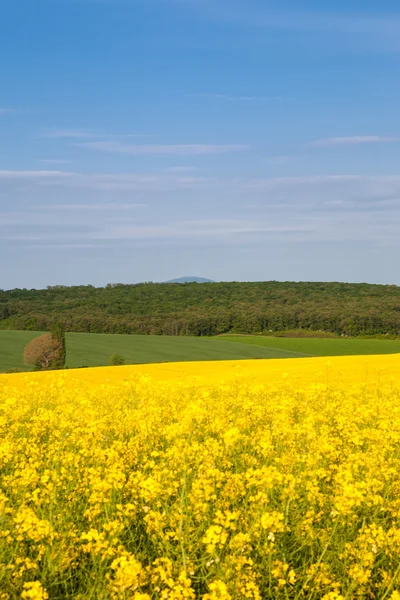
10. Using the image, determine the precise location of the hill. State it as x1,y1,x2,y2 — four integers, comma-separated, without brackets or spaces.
165,276,215,283
4,331,400,373
0,330,304,372
1,280,400,337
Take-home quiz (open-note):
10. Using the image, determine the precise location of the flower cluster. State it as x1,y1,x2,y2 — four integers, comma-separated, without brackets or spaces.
1,356,400,597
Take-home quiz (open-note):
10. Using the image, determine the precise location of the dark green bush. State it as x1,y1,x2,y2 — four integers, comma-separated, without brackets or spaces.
110,353,126,366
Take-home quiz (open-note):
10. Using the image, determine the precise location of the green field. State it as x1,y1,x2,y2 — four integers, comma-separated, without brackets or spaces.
0,331,301,373
2,331,400,373
0,331,47,372
220,335,400,356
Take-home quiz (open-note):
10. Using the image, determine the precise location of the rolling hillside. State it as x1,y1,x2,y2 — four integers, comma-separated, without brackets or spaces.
0,331,303,372
3,330,400,373
2,280,400,337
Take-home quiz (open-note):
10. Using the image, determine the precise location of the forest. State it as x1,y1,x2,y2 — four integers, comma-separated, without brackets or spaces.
1,280,400,337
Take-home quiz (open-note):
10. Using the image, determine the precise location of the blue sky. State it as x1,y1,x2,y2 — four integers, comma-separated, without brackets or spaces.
2,0,400,288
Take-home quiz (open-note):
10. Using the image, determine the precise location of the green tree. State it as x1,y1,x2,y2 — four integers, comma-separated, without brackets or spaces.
50,323,66,369
110,353,126,366
5,280,400,339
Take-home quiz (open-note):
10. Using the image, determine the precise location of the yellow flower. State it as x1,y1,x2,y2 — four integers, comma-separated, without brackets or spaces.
203,581,232,600
21,582,48,600
2,354,400,597
203,525,229,554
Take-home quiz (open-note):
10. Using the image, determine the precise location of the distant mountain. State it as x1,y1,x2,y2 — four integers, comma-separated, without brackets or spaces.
166,276,215,284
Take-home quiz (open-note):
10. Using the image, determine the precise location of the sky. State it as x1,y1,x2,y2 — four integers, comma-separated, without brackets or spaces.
2,0,400,289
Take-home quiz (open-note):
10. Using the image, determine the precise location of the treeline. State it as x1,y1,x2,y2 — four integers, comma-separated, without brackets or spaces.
1,281,400,337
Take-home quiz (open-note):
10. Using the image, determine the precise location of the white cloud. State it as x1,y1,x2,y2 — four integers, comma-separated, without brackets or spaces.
43,129,155,139
249,175,363,188
37,159,72,165
0,107,36,117
3,171,400,200
0,169,211,191
267,155,294,166
192,93,284,102
173,2,400,55
0,170,76,181
36,203,146,211
43,129,102,139
0,107,16,115
249,174,400,204
85,220,313,242
180,1,400,37
309,136,400,148
22,243,106,249
4,170,400,249
245,175,400,222
164,166,198,173
78,140,249,155
0,205,314,245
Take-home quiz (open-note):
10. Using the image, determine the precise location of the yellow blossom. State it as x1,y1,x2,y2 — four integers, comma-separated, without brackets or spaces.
1,355,400,597
20,582,48,600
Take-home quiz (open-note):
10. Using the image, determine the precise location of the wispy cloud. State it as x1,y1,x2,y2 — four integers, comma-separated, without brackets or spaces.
0,107,32,115
174,1,400,54
249,175,363,189
43,129,99,139
4,171,400,200
247,175,400,216
78,140,249,156
0,169,211,191
192,93,284,102
0,170,76,181
4,171,400,249
36,203,146,211
86,221,312,242
267,155,294,166
37,159,72,165
181,1,400,36
0,107,16,115
43,129,155,140
309,136,400,148
164,166,198,173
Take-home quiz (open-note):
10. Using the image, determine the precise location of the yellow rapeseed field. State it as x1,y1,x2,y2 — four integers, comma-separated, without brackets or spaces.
2,354,400,599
